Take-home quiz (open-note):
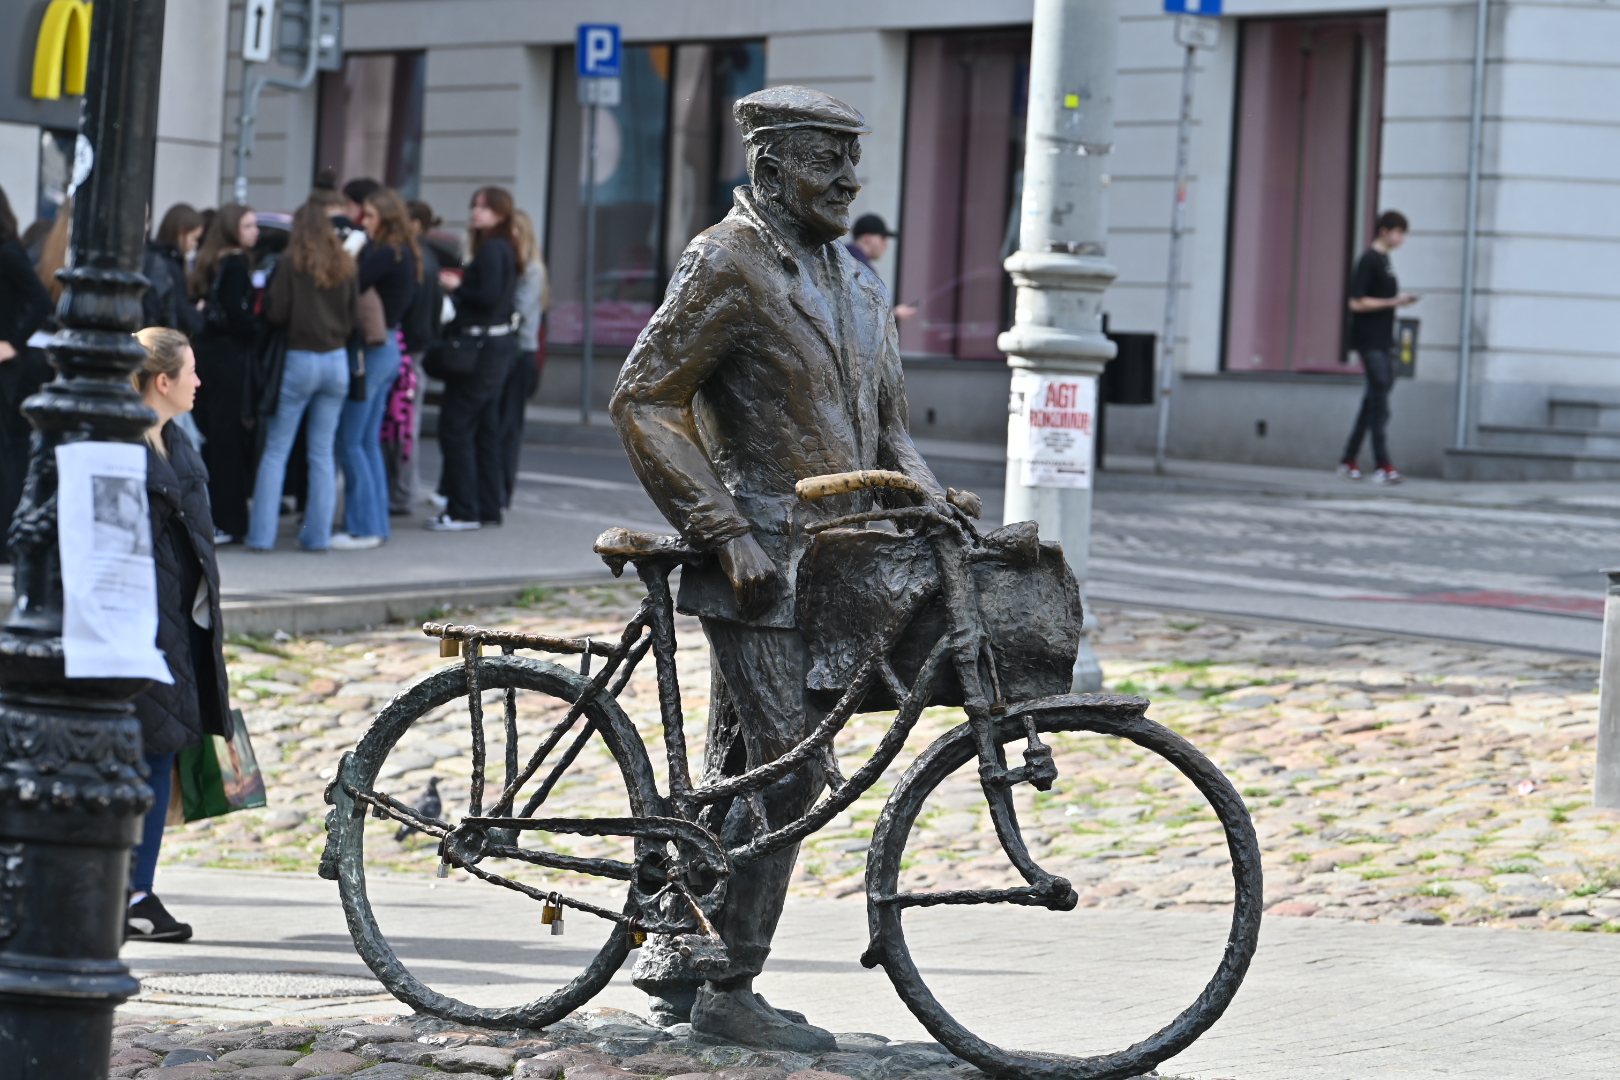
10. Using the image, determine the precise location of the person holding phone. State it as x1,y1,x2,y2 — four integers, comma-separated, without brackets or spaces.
1340,210,1418,484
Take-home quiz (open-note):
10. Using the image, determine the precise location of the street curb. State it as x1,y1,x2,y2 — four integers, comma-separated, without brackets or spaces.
220,571,622,636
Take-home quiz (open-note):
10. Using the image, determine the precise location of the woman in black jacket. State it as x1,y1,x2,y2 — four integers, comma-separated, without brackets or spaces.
428,185,519,531
126,327,234,943
188,203,261,544
0,184,54,554
142,202,205,337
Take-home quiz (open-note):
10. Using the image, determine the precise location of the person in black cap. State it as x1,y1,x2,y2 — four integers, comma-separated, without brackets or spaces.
844,213,915,321
613,84,948,1050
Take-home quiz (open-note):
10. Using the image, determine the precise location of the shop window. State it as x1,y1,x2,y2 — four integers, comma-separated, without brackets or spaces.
897,29,1030,361
547,40,764,348
1223,16,1385,374
314,51,427,199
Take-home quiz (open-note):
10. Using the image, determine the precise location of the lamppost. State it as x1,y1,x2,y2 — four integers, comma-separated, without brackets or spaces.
1000,0,1119,692
0,0,166,1074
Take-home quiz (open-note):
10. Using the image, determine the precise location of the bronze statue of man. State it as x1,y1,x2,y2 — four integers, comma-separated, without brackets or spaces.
612,86,946,1050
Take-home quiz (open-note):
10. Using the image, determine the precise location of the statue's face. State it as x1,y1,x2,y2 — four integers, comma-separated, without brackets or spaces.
761,129,861,242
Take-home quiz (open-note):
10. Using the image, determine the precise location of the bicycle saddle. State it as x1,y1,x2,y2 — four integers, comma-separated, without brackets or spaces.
594,527,704,576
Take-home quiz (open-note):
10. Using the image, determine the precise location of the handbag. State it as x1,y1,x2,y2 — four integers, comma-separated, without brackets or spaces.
358,287,389,346
249,325,288,420
174,708,268,822
422,331,481,380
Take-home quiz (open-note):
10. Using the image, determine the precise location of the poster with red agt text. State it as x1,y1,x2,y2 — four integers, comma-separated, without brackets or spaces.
1006,371,1096,489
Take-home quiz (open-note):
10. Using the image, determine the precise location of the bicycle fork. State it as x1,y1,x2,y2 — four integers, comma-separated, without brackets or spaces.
928,522,1072,906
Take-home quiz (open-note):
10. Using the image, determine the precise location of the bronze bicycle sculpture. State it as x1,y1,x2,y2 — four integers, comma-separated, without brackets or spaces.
321,468,1263,1080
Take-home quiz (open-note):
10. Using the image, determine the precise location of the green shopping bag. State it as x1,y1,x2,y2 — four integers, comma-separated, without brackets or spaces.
176,709,268,822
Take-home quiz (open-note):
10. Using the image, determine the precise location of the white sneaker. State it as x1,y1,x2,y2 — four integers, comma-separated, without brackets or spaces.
330,533,384,550
424,514,481,532
428,493,449,512
1372,466,1403,485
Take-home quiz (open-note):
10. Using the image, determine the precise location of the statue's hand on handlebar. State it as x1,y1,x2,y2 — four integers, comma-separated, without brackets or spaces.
718,533,777,621
946,488,982,519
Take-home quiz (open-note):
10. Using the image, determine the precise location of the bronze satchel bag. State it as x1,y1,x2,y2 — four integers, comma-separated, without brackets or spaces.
794,522,1083,712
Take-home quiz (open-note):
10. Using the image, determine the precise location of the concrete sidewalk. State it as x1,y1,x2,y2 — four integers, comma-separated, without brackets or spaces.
126,867,1620,1080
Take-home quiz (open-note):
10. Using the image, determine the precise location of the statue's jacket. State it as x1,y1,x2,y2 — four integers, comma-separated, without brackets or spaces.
612,186,942,629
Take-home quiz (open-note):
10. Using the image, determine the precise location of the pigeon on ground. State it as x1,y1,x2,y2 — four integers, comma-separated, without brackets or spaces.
395,777,441,842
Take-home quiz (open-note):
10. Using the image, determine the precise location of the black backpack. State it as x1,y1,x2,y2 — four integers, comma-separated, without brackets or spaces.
401,244,444,355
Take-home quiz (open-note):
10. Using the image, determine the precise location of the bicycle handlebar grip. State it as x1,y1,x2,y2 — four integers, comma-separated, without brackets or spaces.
795,470,925,501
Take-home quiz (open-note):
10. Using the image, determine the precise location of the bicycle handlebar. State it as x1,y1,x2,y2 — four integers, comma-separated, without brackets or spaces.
795,470,928,501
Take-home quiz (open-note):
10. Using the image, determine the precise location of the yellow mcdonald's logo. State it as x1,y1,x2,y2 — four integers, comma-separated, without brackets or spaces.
32,0,94,100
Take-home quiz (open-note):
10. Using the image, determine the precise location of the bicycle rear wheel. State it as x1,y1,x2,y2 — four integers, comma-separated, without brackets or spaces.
863,693,1262,1080
324,654,664,1029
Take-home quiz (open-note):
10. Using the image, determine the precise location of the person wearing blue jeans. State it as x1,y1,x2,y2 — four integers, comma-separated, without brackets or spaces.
253,201,362,549
247,347,349,550
334,334,399,545
334,189,419,548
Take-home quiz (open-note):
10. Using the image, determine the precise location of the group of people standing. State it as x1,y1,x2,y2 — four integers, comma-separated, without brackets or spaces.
0,176,547,562
0,179,544,939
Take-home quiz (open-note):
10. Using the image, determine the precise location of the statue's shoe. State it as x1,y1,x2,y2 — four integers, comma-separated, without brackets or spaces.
691,984,837,1052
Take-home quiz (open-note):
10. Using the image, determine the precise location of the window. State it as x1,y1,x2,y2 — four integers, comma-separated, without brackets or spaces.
547,40,765,348
315,52,427,198
897,29,1031,361
1223,16,1386,373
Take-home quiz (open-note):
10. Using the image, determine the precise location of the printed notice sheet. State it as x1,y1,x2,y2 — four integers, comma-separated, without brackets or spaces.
1006,371,1097,489
55,442,172,682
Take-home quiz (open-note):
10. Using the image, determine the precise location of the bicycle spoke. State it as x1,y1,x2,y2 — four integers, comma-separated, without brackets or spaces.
465,646,487,816
503,647,519,793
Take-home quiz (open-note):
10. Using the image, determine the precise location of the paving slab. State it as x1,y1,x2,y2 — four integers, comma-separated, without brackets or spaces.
121,866,1620,1080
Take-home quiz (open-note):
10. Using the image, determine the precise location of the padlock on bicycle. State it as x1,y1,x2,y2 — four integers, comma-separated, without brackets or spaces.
541,893,565,935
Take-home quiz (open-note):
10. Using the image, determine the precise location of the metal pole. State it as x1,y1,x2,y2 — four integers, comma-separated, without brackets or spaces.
999,0,1118,692
0,0,166,1072
1152,43,1197,475
233,0,323,204
1454,0,1488,447
580,101,598,426
1596,570,1620,807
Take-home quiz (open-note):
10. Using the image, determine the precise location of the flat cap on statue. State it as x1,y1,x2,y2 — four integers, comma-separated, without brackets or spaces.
734,85,870,141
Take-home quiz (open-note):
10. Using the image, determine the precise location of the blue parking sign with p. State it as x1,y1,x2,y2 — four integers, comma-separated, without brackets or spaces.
578,25,621,78
1164,0,1222,12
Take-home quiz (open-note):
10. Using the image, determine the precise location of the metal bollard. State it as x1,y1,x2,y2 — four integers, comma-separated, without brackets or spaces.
0,0,168,1074
1595,570,1620,808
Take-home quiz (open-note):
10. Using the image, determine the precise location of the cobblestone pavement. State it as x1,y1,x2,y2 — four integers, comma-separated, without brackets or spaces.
171,585,1618,933
104,1007,1015,1080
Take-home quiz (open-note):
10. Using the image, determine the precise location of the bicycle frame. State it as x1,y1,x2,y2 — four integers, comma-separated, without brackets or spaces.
325,471,1261,1076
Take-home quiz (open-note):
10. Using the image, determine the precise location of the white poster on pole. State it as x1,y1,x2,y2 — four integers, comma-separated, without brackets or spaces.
55,442,172,682
1007,371,1097,489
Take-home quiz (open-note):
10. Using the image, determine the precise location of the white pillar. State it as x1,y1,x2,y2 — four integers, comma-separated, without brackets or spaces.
999,0,1118,692
1595,570,1620,807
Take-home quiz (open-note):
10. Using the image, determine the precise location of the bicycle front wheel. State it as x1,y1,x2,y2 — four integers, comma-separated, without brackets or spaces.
863,693,1262,1080
325,654,663,1029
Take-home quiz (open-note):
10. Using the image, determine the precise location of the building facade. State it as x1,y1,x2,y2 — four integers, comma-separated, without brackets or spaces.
198,1,1620,478
2,0,229,229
